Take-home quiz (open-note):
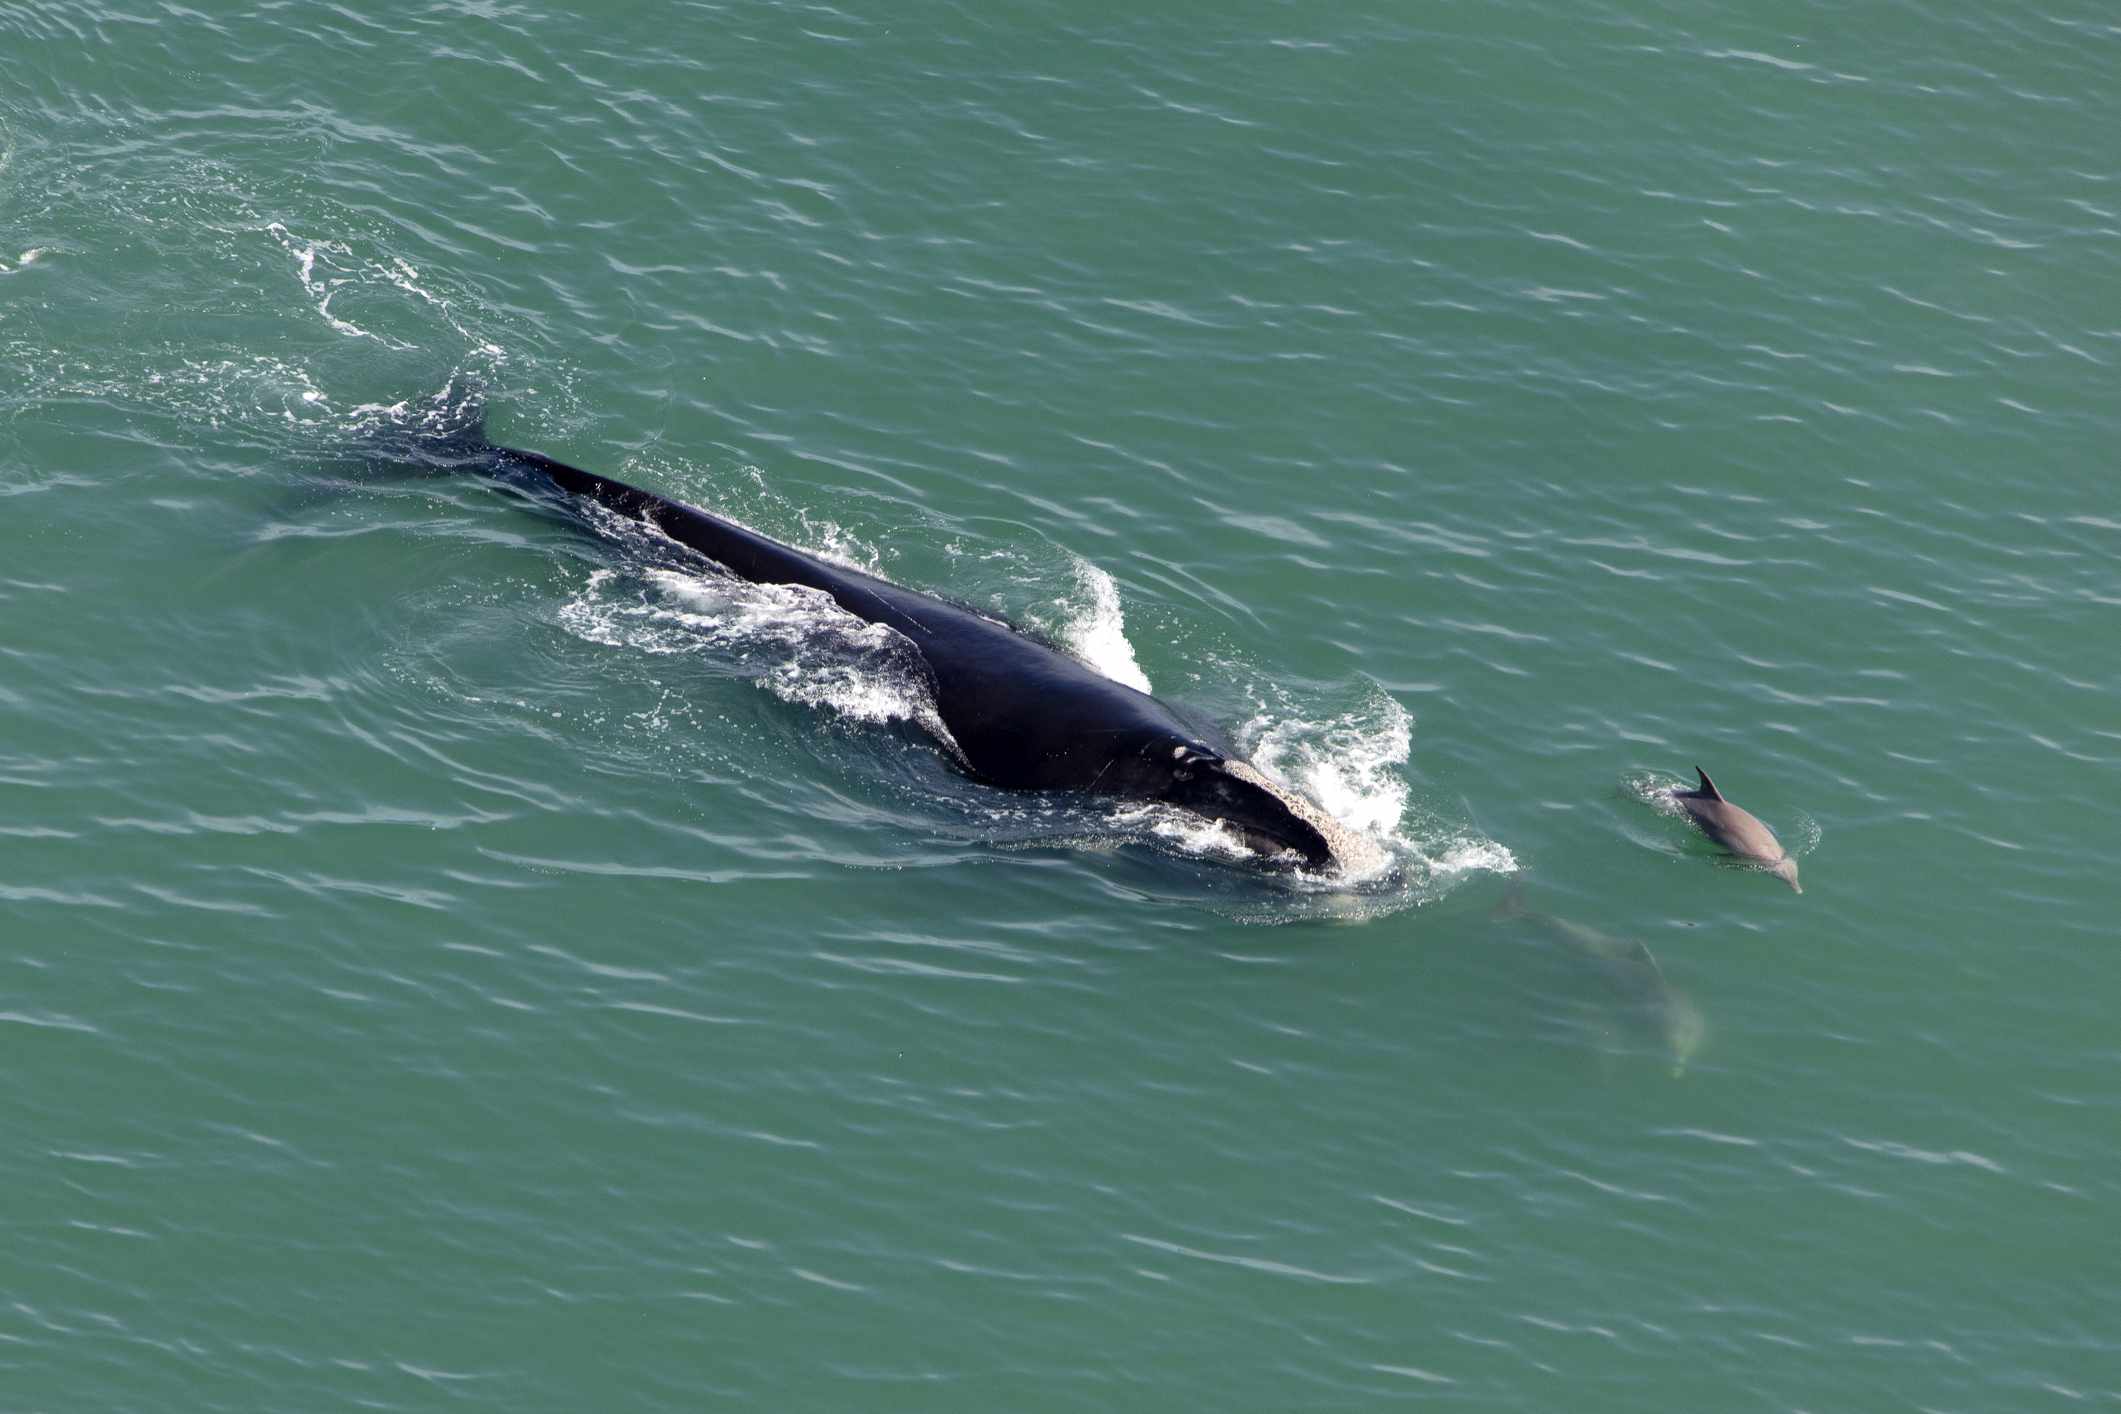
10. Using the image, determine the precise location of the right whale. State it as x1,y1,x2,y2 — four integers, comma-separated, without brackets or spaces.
379,389,1377,874
1672,767,1801,893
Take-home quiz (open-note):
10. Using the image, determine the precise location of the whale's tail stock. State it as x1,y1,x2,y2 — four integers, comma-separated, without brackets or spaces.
298,374,497,493
257,375,495,531
373,374,491,467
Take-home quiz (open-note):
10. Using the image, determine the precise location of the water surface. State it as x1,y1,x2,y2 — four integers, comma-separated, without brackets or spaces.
3,1,2116,1408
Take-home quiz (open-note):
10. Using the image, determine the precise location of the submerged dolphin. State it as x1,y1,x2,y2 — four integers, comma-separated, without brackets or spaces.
1672,767,1800,892
1492,888,1706,1076
395,393,1374,873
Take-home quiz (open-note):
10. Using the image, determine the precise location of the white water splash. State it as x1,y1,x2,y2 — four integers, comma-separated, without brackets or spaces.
1243,693,1517,890
797,514,888,578
558,567,958,749
1425,837,1521,878
1056,557,1152,693
1108,803,1258,862
1248,698,1414,840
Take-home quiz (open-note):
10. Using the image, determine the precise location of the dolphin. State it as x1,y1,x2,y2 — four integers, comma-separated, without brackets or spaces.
1672,767,1800,892
390,391,1377,873
1492,888,1706,1077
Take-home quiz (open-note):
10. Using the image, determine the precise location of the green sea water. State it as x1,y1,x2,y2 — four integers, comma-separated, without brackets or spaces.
4,1,2117,1408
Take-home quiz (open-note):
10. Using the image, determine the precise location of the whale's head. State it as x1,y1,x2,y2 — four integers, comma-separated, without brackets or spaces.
1157,747,1335,870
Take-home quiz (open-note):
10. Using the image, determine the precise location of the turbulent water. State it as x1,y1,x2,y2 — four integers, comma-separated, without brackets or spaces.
3,2,2116,1409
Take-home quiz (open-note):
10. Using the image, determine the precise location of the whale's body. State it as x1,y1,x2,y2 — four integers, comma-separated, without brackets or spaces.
413,402,1367,871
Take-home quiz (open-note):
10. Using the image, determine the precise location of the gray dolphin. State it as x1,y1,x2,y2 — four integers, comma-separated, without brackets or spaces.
1672,767,1800,893
1493,889,1706,1077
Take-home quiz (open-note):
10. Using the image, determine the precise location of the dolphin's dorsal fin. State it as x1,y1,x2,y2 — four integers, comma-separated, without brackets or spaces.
1694,766,1724,801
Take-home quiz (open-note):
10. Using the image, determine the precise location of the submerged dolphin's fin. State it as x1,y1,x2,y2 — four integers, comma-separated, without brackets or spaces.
1693,766,1724,801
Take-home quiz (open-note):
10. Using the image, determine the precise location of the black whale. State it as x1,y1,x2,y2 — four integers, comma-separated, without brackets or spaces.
415,404,1347,870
